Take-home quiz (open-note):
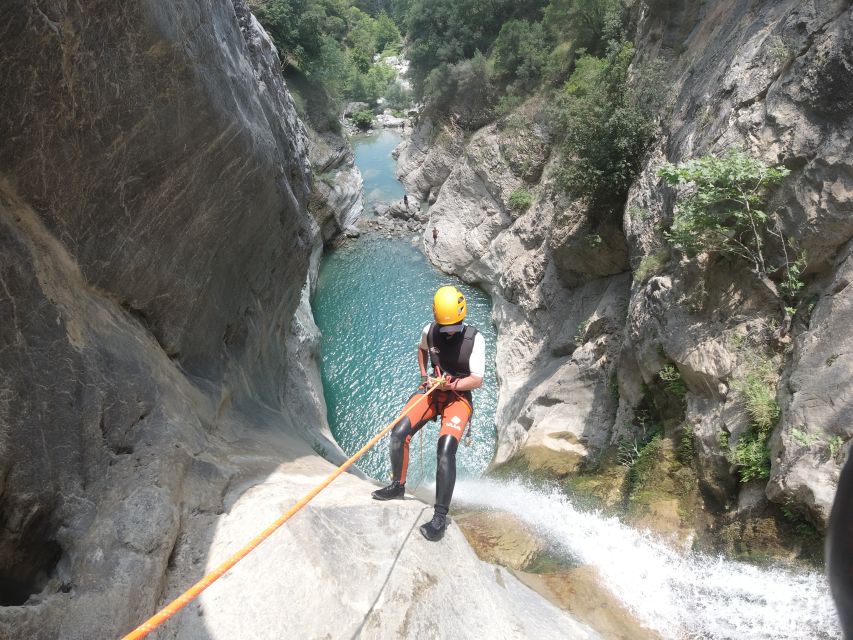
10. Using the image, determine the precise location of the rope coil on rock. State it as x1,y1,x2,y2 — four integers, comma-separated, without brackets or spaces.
121,381,443,640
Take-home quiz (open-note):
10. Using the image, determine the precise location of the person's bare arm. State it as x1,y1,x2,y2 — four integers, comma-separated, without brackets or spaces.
448,375,483,392
418,347,428,378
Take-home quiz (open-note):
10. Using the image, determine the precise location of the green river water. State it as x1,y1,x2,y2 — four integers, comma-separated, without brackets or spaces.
312,131,497,484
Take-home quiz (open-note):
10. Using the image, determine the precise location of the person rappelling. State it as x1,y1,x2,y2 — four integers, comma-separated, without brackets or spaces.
371,285,485,541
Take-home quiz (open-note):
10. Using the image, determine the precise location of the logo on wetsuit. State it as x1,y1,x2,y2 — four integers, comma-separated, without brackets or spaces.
445,415,463,431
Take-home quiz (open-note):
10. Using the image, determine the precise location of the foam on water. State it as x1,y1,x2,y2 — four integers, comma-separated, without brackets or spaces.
453,478,841,640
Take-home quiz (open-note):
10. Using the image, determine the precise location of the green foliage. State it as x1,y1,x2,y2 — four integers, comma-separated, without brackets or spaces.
728,351,781,483
617,410,661,469
350,109,375,129
553,40,664,215
677,423,695,465
423,52,495,128
255,0,403,109
791,428,820,447
780,498,820,541
491,20,549,94
634,250,669,284
542,0,623,56
828,436,844,460
733,354,780,433
779,250,807,301
626,434,663,496
383,81,413,109
658,150,803,302
405,0,549,97
731,429,770,482
508,188,534,212
658,364,686,398
495,94,525,116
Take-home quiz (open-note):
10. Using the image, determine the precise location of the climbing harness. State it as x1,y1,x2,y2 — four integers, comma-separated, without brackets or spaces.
120,380,443,640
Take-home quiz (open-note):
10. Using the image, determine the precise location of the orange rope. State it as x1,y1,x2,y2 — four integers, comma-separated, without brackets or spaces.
121,381,442,640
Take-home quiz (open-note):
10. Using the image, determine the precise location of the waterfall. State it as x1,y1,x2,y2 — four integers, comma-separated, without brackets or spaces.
453,479,841,640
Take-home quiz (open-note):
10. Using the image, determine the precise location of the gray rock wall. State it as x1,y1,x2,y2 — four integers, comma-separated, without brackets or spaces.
0,0,319,636
397,106,630,474
624,0,852,528
400,0,852,530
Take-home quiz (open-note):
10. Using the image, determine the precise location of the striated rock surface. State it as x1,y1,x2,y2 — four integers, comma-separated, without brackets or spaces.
0,0,316,635
308,129,364,243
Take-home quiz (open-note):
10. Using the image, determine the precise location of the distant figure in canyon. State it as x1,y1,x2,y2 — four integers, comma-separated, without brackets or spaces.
403,193,409,209
372,285,485,541
432,227,438,244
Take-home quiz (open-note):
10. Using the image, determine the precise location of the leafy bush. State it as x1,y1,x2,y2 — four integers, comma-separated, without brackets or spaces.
626,434,663,496
677,423,695,465
423,53,495,128
659,364,686,398
733,353,780,433
491,20,549,94
350,109,374,129
727,351,781,482
553,40,664,216
731,429,770,482
658,150,802,303
634,250,669,284
508,188,534,212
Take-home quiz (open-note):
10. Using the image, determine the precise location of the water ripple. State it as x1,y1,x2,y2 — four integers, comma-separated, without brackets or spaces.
312,235,498,483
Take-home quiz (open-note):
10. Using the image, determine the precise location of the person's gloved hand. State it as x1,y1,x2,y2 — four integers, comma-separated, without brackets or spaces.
428,374,453,388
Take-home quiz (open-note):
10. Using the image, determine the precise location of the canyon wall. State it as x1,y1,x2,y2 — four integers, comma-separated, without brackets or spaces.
398,0,852,546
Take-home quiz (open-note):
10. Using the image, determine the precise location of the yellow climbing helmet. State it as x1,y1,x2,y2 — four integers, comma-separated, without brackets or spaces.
433,285,466,330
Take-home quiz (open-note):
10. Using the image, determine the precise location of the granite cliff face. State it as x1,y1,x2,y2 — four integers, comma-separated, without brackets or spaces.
398,0,852,543
0,1,600,638
0,0,315,635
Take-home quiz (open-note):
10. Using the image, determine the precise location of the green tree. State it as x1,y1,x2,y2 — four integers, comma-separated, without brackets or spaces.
492,20,549,94
553,40,662,215
542,0,623,56
424,52,495,128
657,150,799,301
406,0,548,97
374,11,401,52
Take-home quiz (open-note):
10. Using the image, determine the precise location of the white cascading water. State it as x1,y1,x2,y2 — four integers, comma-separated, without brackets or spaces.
452,479,841,640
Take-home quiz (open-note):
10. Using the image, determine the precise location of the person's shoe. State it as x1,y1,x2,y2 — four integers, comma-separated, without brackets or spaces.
419,512,449,541
371,481,405,501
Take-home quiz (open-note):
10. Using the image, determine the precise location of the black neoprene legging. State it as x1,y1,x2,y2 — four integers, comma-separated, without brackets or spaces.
389,417,458,514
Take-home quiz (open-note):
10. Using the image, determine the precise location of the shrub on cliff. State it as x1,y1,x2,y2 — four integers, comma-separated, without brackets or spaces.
552,40,664,216
508,188,534,212
491,20,549,95
351,109,374,129
658,150,803,305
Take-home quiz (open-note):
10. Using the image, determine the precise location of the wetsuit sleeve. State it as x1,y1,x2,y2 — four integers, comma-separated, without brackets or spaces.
469,332,485,377
419,324,430,351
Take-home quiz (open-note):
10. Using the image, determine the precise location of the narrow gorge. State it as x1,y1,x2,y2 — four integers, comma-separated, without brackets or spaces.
0,0,850,639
